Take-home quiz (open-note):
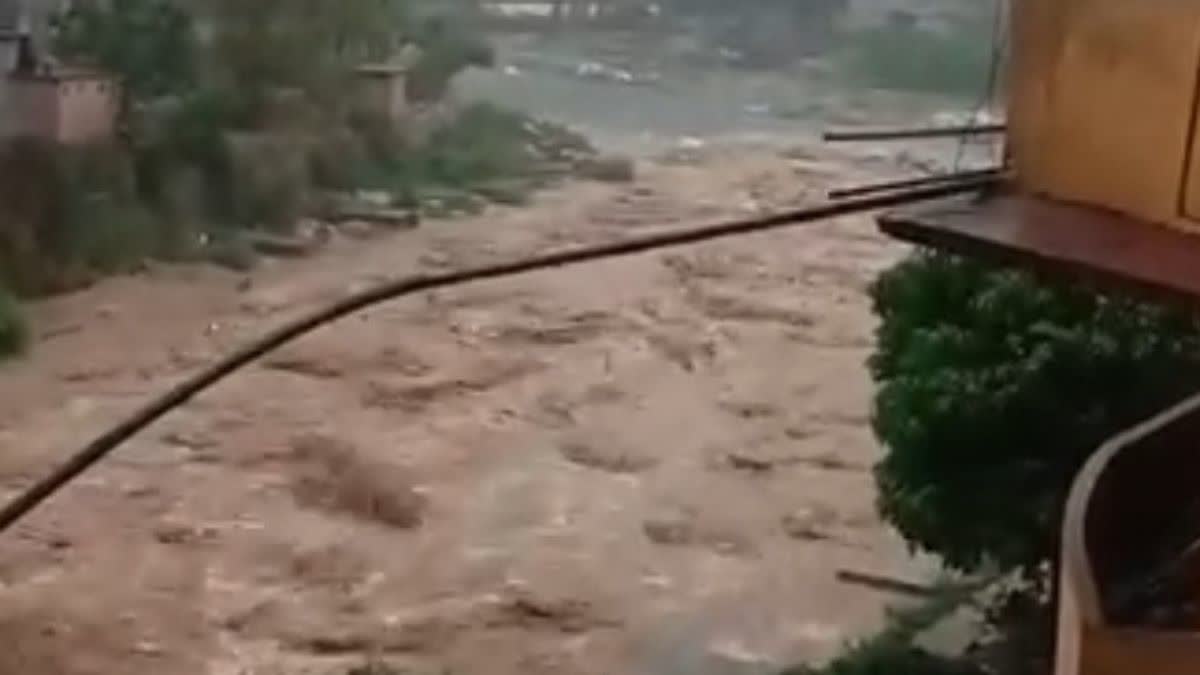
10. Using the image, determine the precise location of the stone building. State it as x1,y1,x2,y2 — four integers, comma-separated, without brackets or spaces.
8,63,119,143
0,0,118,144
353,63,410,121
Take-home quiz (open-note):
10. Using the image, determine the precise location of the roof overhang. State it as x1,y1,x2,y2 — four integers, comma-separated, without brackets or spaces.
879,190,1200,307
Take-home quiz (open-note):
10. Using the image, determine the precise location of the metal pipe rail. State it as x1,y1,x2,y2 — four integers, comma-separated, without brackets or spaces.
828,168,1007,200
823,124,1007,142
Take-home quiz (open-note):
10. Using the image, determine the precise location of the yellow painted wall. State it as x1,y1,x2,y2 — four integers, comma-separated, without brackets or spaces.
1009,0,1200,230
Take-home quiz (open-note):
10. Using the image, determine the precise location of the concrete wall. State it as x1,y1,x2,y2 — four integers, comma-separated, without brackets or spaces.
8,77,57,138
56,76,118,143
7,75,118,143
355,73,408,121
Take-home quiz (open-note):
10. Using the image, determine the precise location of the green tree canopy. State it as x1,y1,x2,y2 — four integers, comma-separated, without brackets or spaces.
871,253,1200,575
52,0,198,101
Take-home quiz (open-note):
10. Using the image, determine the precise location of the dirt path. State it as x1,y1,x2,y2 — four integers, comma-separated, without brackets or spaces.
0,142,933,675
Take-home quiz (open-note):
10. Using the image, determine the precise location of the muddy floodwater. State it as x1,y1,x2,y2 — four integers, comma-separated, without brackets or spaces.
0,32,993,675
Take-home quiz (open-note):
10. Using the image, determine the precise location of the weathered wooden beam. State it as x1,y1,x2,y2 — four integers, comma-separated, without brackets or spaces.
879,193,1200,308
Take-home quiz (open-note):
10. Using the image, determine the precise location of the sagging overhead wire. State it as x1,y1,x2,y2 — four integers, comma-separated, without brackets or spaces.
0,177,1000,535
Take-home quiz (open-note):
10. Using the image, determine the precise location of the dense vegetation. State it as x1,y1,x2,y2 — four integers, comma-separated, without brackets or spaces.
0,0,621,354
416,104,588,186
0,137,159,295
785,578,989,675
805,252,1200,675
53,0,199,101
870,253,1200,578
788,642,983,675
0,0,581,310
792,251,1200,675
406,15,496,102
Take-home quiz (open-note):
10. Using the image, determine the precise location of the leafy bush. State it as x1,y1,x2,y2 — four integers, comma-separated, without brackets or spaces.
71,198,159,273
870,253,1200,575
131,88,251,231
308,127,372,191
418,104,535,185
52,0,198,102
355,103,590,209
406,15,495,102
783,578,987,675
784,641,983,675
0,138,152,293
224,131,311,229
0,286,27,360
205,0,412,117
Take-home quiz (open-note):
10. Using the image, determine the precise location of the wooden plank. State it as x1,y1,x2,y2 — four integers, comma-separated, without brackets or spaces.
1008,0,1200,232
879,193,1200,306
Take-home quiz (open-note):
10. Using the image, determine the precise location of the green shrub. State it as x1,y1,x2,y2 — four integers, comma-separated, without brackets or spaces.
205,0,413,120
784,640,983,675
70,197,159,273
0,287,27,360
870,253,1200,576
224,131,311,229
417,103,533,185
52,0,198,102
354,103,586,208
782,578,988,675
131,89,247,226
407,15,495,102
39,146,157,276
308,127,372,190
0,138,155,293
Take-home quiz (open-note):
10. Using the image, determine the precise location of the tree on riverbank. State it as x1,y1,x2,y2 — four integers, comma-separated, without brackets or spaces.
3,0,570,297
53,0,199,102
